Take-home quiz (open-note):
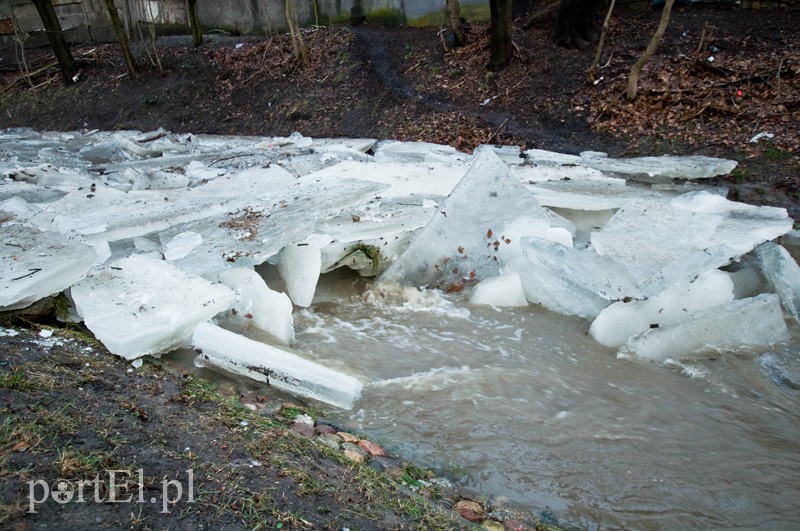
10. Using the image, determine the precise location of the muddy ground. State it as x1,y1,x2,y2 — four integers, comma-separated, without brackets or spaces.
0,3,798,529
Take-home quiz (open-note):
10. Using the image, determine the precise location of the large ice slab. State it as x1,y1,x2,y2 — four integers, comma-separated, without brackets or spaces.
192,322,362,410
1,218,97,311
517,237,642,320
379,147,568,290
755,242,800,323
524,149,738,184
159,176,386,278
301,159,467,198
70,255,234,359
589,270,734,348
619,294,789,362
591,192,793,295
373,140,458,163
217,267,294,345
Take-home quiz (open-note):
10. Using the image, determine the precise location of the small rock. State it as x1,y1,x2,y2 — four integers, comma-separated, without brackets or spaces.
341,442,368,457
315,424,337,435
481,521,505,531
337,431,360,443
292,421,314,438
243,403,258,411
343,449,365,463
357,439,385,457
455,500,485,523
504,520,535,531
367,455,402,475
316,433,341,450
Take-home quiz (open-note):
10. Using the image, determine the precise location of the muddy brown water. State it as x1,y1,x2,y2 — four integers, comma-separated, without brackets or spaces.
180,271,800,530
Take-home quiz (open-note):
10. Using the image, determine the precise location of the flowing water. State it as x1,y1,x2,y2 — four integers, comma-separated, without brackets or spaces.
281,272,800,530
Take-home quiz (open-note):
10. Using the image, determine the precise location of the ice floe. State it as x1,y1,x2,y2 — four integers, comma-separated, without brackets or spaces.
1,128,796,406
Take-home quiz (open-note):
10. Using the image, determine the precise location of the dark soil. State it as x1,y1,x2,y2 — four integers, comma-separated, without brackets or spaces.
0,4,798,530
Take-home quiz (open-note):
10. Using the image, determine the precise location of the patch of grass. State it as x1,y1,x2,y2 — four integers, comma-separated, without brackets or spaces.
366,8,406,25
762,145,790,160
729,168,748,183
181,375,219,404
409,4,490,27
0,367,34,390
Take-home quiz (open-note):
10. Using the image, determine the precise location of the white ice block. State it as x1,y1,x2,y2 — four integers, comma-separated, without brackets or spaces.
619,294,789,362
591,192,793,295
524,149,738,184
217,267,294,345
301,159,468,198
1,220,97,311
278,239,324,307
469,272,528,307
589,270,734,348
379,147,564,290
373,140,457,163
163,231,202,261
755,242,800,322
192,322,362,410
70,255,234,359
517,237,642,320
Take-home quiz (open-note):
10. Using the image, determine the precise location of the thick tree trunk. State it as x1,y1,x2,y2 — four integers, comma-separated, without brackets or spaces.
187,0,202,48
30,0,78,83
555,0,601,49
103,0,137,78
446,0,465,46
627,0,675,100
488,0,513,72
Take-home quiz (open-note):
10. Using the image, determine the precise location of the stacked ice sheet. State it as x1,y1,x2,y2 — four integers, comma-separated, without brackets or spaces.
2,128,796,407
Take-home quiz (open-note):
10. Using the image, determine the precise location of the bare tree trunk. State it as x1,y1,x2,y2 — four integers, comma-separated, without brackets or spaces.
555,0,601,49
30,0,78,83
446,0,465,46
103,0,137,78
285,0,308,66
586,0,615,82
187,0,202,48
488,0,513,72
626,0,675,101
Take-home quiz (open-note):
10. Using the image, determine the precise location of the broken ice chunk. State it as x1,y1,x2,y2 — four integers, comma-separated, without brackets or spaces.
591,192,793,295
70,255,234,359
373,140,457,163
523,149,738,184
516,237,642,320
1,219,97,311
192,322,362,410
277,238,326,307
619,294,789,362
162,231,203,261
301,159,467,199
469,272,528,307
755,242,800,323
379,147,562,291
217,267,294,345
589,270,734,348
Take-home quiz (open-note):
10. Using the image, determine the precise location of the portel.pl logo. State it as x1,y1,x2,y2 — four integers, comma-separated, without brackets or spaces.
27,469,194,514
